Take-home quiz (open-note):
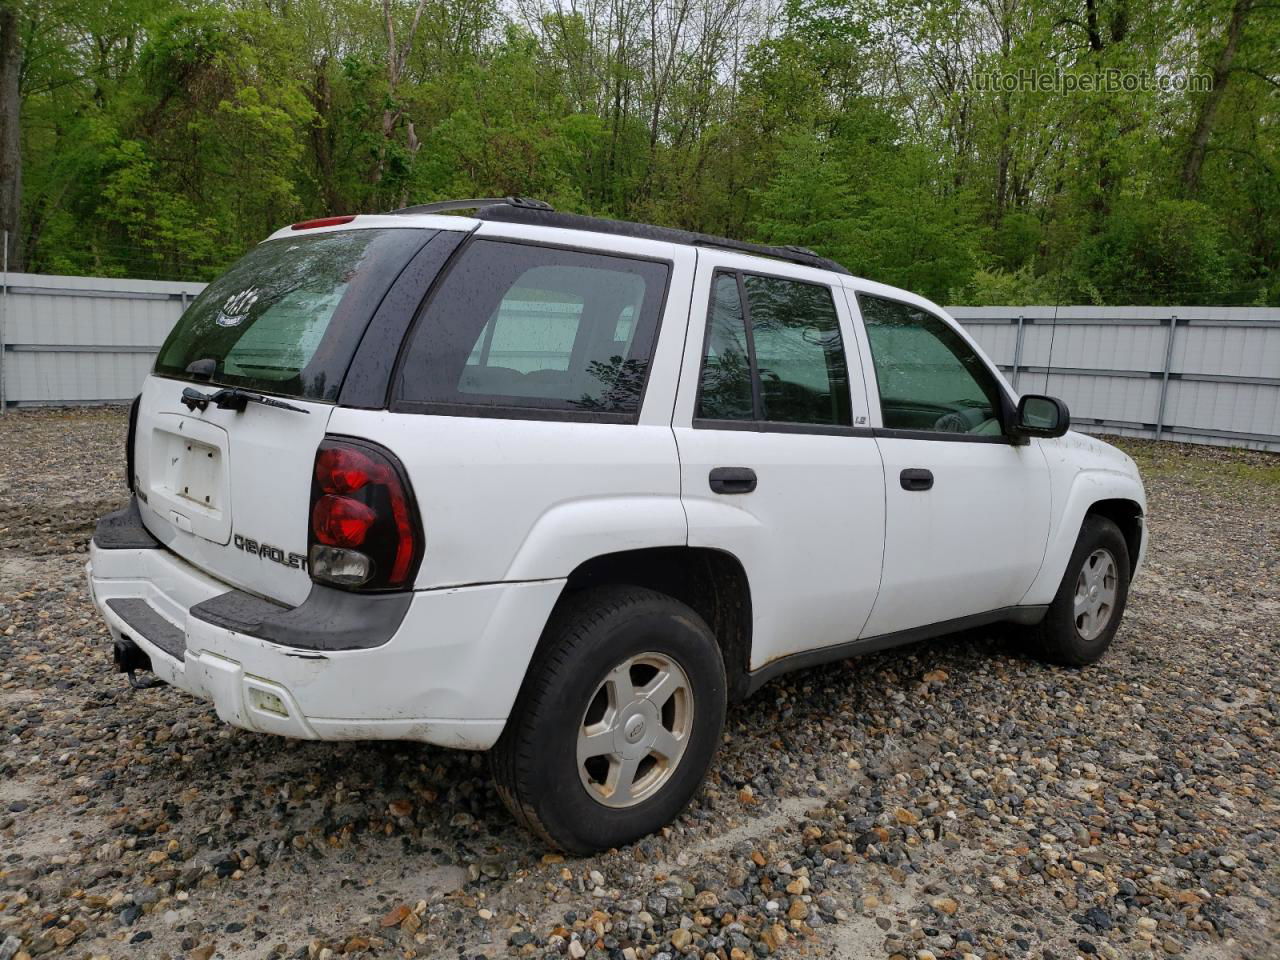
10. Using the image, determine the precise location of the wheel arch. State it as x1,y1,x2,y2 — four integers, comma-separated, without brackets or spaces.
1084,497,1144,577
1021,470,1147,606
555,546,756,701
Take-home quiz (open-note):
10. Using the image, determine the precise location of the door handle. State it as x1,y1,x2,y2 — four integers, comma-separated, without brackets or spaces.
900,468,934,491
709,467,757,495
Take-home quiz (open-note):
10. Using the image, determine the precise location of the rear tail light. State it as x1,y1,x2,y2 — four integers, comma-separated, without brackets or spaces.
308,438,422,590
312,495,377,548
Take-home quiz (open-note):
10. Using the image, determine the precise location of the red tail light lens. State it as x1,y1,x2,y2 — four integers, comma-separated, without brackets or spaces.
308,438,422,590
315,447,375,495
312,495,376,548
291,215,357,230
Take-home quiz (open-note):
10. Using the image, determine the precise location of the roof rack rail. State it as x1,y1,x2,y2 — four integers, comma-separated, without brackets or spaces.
389,196,851,275
472,203,852,275
391,196,553,216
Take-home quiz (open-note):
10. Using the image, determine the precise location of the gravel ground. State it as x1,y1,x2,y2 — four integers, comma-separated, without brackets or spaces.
1,406,1278,960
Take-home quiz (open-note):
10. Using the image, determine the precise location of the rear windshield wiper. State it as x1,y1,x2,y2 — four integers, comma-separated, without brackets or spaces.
181,386,309,415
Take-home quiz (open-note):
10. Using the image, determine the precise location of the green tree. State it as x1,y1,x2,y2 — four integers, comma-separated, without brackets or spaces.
2,0,1276,303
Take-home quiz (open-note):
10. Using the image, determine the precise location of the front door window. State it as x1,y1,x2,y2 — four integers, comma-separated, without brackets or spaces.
857,294,1004,436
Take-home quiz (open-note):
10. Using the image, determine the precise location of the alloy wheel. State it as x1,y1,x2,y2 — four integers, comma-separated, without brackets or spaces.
577,652,694,808
1074,547,1118,641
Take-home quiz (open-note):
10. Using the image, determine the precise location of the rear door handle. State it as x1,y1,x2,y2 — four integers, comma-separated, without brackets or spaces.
900,468,934,491
709,467,757,495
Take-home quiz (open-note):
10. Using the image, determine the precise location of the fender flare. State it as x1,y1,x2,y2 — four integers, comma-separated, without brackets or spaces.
502,494,689,583
1020,469,1146,606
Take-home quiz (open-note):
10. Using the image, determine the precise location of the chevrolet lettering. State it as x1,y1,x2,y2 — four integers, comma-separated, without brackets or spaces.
233,534,307,571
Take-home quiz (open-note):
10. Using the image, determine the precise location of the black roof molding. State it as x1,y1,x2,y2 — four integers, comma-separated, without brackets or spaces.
392,196,553,216
388,196,851,275
476,203,852,276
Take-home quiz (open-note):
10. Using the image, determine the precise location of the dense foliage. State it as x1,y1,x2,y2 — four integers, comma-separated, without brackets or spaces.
1,0,1276,304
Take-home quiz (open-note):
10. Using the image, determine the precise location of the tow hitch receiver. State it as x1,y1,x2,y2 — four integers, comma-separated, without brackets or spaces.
113,637,164,690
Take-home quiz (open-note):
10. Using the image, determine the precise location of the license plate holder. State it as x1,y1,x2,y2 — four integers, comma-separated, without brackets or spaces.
175,439,223,511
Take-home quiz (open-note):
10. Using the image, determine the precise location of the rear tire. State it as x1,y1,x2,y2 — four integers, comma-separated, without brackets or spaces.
490,586,727,854
1028,514,1130,666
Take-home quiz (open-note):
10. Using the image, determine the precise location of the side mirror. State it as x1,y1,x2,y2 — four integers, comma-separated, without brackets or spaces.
1014,394,1070,438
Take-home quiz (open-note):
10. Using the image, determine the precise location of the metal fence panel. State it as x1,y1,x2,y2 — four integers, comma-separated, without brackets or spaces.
951,305,1280,451
0,272,204,405
1,274,1277,451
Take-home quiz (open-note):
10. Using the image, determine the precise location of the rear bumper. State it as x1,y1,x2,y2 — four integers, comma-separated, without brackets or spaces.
87,533,564,750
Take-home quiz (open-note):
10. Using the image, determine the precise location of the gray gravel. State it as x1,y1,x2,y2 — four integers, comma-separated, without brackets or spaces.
1,406,1278,960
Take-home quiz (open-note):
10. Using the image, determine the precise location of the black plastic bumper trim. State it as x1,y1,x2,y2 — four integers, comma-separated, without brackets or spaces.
105,598,187,661
92,496,161,550
189,584,411,651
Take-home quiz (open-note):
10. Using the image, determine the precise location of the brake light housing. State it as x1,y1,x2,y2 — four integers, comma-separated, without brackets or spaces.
308,437,422,590
291,215,357,230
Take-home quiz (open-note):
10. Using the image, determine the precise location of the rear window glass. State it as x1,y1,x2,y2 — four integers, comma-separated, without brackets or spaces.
395,240,670,419
154,228,428,401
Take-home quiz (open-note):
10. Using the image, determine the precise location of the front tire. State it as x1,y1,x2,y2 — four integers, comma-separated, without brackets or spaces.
1028,514,1131,666
491,586,727,854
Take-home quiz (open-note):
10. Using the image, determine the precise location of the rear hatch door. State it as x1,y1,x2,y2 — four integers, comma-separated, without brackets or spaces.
135,381,331,605
133,224,436,605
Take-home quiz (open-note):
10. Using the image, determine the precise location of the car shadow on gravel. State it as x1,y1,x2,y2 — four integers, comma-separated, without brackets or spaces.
83,620,1021,889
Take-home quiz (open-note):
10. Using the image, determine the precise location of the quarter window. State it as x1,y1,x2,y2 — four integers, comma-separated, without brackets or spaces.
858,294,1005,435
696,272,852,428
396,241,669,417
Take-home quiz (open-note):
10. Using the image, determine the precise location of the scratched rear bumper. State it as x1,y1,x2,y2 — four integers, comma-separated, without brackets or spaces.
86,535,565,749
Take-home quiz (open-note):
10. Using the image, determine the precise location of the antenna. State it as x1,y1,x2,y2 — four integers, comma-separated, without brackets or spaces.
1043,253,1067,394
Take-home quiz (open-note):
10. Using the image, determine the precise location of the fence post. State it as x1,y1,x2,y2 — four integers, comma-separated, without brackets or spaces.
0,229,8,415
1011,314,1025,391
1155,314,1178,440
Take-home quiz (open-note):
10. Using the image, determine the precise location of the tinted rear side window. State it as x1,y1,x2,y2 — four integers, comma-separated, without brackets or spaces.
744,275,851,426
695,270,851,428
154,229,429,401
697,273,753,420
395,241,670,419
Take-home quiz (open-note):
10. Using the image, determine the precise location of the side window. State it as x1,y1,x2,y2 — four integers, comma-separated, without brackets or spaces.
697,274,753,420
744,275,850,426
465,276,585,375
857,294,1005,435
396,241,669,417
695,271,852,428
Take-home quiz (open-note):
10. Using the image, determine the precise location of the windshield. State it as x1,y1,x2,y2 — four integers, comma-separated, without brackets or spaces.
154,228,430,401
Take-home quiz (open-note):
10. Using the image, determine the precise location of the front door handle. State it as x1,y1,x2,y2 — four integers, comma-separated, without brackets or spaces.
709,467,757,495
900,468,934,491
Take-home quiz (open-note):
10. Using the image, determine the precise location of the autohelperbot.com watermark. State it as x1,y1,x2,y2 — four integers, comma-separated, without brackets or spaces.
967,68,1212,94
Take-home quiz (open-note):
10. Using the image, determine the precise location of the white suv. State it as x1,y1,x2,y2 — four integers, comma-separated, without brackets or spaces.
88,198,1147,852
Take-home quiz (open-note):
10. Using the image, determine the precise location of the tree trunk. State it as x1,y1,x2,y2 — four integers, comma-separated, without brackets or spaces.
375,0,430,187
307,58,343,213
1084,0,1103,52
1182,0,1252,195
0,2,22,270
